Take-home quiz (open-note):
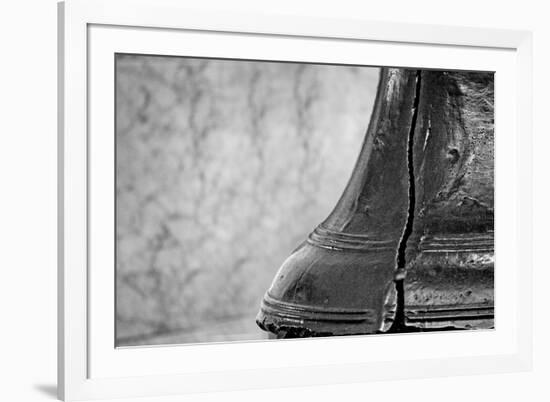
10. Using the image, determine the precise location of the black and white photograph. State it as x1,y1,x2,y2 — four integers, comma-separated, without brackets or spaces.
6,0,550,401
115,55,494,347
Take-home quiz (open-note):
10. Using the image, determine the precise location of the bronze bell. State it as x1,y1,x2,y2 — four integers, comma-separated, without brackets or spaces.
256,68,421,337
401,71,494,330
256,68,494,338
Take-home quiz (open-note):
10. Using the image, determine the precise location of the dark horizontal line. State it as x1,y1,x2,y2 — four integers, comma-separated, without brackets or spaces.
406,314,494,323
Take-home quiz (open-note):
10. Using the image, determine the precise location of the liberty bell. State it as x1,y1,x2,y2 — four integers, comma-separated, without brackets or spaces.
256,67,494,338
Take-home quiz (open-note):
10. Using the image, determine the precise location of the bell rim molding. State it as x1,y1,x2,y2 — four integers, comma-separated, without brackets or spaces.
307,225,399,252
260,293,378,321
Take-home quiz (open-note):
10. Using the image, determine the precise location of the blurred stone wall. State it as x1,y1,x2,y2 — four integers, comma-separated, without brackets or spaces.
115,54,379,345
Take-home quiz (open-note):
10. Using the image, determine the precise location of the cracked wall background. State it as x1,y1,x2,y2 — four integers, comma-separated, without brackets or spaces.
115,54,379,346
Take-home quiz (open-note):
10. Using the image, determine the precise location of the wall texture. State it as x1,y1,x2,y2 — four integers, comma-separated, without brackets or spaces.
115,55,379,345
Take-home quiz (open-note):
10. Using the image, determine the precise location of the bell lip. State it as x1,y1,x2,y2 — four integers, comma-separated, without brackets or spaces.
256,293,381,336
261,293,377,322
405,303,494,330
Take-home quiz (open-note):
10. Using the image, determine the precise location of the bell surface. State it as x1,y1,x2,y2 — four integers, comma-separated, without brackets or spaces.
402,71,494,330
256,68,421,337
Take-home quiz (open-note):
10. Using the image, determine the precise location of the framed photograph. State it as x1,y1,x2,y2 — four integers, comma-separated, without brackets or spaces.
58,0,533,400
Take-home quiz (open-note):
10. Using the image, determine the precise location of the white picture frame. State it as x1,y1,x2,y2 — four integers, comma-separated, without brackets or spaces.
58,0,533,400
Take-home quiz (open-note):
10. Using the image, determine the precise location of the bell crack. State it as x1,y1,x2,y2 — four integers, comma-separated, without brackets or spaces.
389,69,422,332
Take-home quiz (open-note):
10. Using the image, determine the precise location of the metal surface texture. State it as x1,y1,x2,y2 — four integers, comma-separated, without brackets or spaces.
256,68,419,336
403,70,494,330
256,68,494,338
